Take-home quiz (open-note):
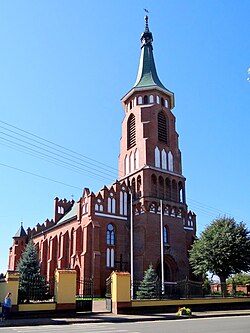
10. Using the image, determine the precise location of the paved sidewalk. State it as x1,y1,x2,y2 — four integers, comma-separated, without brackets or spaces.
1,309,250,327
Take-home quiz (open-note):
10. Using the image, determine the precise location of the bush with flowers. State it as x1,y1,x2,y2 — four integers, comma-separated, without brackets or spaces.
176,306,192,316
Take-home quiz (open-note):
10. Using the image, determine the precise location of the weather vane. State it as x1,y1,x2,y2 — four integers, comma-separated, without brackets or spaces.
247,68,250,82
144,8,149,13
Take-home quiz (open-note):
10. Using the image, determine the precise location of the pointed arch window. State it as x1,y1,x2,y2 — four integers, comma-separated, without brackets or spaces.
166,178,171,200
143,95,148,104
149,95,154,103
158,111,168,144
162,149,167,170
168,151,174,172
159,176,164,199
134,149,139,169
120,190,128,215
164,226,169,245
172,180,177,202
151,174,157,196
106,224,115,268
154,147,160,168
125,155,129,175
138,96,143,105
107,224,115,245
95,199,103,212
108,194,116,214
130,151,134,172
127,114,136,149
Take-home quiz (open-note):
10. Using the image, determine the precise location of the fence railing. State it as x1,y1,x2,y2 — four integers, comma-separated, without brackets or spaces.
76,279,93,298
132,279,250,300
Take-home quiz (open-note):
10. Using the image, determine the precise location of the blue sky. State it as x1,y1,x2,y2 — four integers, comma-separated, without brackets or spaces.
0,0,249,274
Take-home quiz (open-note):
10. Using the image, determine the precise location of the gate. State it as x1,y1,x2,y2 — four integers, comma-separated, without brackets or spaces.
105,276,112,312
76,279,93,312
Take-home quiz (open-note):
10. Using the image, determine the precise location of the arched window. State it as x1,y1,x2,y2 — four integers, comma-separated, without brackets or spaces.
120,190,127,215
134,149,139,170
149,95,154,103
143,95,148,104
178,182,184,203
168,151,174,171
95,199,103,212
158,111,168,144
155,146,160,168
159,176,164,199
164,226,169,245
107,224,115,245
138,96,143,105
70,229,74,257
58,206,64,214
131,178,136,194
165,99,169,108
108,194,116,214
162,149,167,170
127,114,136,149
166,178,171,200
156,95,160,104
161,97,164,106
129,101,133,110
130,151,134,172
106,224,115,268
137,175,142,192
172,180,177,201
125,155,129,175
58,233,63,259
151,174,157,196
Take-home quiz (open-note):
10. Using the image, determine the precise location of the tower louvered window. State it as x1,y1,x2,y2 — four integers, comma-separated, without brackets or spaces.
158,111,168,144
127,114,136,149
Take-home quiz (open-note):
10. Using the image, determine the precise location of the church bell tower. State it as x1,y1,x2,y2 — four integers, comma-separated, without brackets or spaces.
118,16,196,281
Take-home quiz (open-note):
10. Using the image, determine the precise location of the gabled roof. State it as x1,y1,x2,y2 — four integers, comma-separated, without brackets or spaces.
56,202,78,225
14,225,27,238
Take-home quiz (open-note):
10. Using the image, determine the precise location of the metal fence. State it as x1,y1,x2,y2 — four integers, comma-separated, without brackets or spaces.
75,279,93,312
133,279,203,300
18,275,54,304
132,279,250,300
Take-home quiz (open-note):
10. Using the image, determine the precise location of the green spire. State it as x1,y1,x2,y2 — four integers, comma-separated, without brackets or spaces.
133,15,168,91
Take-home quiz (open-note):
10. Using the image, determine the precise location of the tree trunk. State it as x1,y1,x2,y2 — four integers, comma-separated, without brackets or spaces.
219,275,228,297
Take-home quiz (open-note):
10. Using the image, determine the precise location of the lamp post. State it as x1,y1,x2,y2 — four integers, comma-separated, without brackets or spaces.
130,189,134,299
160,200,165,295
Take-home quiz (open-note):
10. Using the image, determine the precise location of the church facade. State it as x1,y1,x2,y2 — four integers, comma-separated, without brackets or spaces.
8,16,196,297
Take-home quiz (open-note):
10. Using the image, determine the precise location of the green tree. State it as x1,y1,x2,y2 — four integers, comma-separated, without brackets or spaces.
16,240,48,302
227,273,250,285
189,217,250,297
136,264,158,299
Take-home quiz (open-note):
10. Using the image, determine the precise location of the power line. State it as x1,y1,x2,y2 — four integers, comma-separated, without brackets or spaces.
0,162,82,190
0,119,248,225
0,120,121,176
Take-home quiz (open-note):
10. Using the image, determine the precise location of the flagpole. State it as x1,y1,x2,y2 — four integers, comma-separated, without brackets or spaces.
130,190,134,299
160,199,165,295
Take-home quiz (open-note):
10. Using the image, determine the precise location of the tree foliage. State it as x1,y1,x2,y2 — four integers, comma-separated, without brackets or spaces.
227,273,250,285
189,217,250,296
136,264,158,299
16,240,48,302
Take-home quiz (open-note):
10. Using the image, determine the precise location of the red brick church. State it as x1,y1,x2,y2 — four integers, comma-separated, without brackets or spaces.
8,16,196,296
